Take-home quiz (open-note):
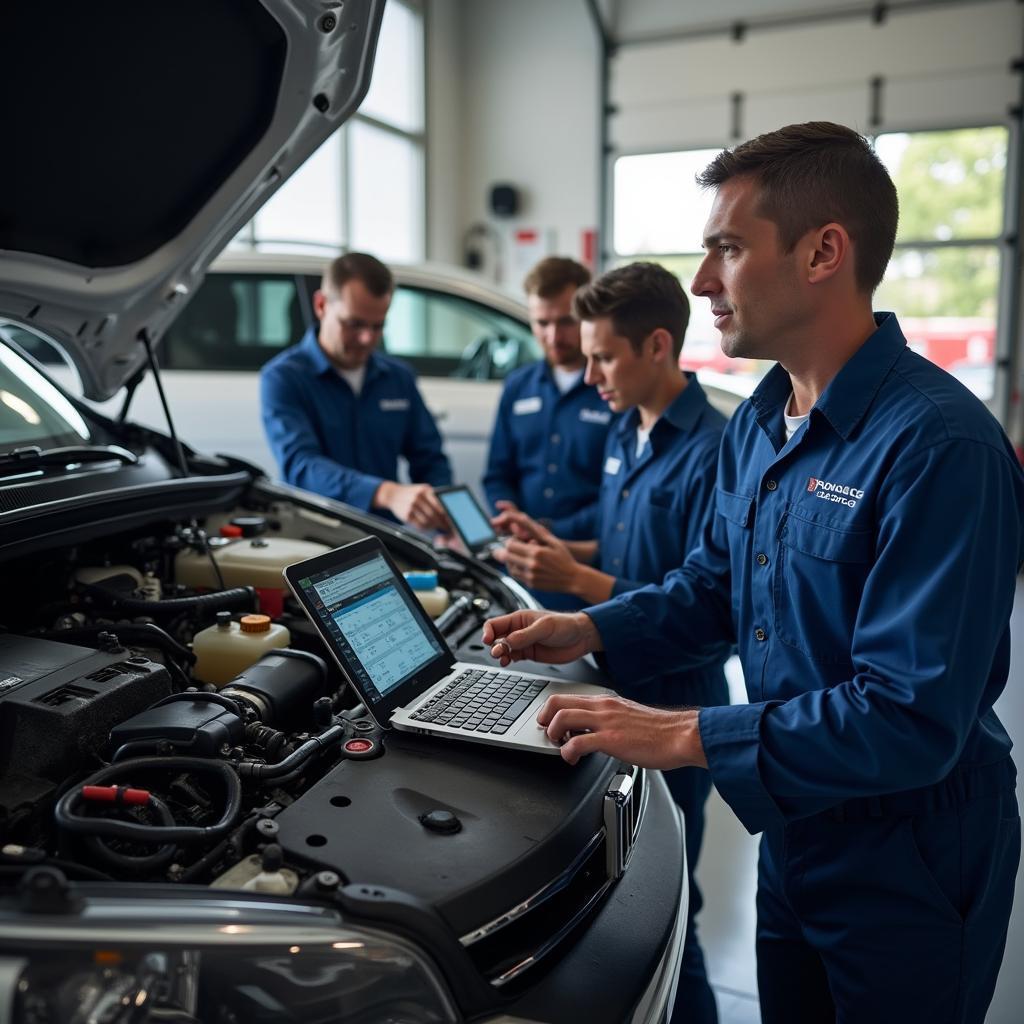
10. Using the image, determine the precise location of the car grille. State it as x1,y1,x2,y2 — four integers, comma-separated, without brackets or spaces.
460,764,648,988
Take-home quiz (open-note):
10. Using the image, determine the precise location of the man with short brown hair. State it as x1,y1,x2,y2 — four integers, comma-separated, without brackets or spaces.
484,122,1023,1023
261,252,452,529
483,256,613,608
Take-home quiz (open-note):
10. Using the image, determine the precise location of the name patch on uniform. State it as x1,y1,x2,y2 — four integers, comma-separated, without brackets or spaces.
604,456,622,476
807,475,864,508
379,398,410,412
579,408,611,425
513,396,543,415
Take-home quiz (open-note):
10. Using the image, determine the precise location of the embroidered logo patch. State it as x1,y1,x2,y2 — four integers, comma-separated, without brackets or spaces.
513,396,543,415
807,476,865,508
379,398,410,412
579,408,611,425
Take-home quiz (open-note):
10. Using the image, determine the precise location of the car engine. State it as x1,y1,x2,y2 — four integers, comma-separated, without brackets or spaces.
0,504,510,893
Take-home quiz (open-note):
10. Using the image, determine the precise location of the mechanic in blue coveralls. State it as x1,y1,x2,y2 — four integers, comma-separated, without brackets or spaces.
488,261,729,1024
261,252,452,531
482,257,614,608
483,122,1023,1024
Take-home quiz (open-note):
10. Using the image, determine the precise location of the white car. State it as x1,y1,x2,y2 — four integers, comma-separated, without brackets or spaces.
5,254,749,494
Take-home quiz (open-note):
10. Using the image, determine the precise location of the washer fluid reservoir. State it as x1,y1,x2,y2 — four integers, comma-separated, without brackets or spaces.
193,613,291,687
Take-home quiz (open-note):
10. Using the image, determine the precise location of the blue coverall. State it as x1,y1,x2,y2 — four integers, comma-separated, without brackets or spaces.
563,377,730,1024
483,360,615,609
260,329,451,516
588,314,1023,1023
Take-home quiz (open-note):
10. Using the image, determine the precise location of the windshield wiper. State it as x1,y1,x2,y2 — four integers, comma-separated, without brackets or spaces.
0,444,139,474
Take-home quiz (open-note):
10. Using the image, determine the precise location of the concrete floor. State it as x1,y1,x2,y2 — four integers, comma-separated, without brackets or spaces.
697,578,1024,1023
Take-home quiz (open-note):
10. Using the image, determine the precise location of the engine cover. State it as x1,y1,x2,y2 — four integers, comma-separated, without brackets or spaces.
0,634,172,837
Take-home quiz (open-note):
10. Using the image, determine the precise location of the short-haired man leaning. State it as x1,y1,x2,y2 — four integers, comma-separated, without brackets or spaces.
491,261,729,1024
261,252,452,530
483,123,1023,1023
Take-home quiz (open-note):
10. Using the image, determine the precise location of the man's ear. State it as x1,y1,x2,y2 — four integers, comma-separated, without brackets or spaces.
312,289,328,321
806,223,850,285
647,327,674,364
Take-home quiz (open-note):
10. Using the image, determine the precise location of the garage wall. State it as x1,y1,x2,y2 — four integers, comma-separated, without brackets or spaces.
425,0,601,287
610,0,1022,151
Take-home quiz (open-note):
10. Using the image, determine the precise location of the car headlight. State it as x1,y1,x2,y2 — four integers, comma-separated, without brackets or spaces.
0,892,459,1024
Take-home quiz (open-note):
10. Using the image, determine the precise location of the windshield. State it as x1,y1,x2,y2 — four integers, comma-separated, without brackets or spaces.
0,340,90,448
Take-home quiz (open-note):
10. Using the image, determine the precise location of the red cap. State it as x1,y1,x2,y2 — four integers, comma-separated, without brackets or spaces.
220,524,244,538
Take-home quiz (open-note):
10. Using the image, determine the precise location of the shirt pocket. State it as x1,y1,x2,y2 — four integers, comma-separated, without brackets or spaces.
773,511,874,664
715,488,755,621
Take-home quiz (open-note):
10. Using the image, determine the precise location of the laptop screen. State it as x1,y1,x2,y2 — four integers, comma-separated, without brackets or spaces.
438,487,497,550
290,549,448,707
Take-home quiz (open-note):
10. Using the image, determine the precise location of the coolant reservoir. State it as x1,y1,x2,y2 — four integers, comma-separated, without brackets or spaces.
175,537,330,590
403,571,450,618
175,537,330,617
193,613,291,687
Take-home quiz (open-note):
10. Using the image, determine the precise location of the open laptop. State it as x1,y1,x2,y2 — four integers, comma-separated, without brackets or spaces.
283,536,610,754
436,484,503,558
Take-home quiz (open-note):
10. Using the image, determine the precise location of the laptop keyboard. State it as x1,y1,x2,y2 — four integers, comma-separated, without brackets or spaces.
409,669,548,734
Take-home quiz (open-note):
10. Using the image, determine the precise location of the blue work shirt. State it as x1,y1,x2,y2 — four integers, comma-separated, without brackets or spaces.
588,313,1024,835
482,360,615,533
260,329,452,512
562,377,730,706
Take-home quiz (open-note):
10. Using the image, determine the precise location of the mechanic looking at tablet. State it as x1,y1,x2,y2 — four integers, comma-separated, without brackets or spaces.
484,122,1023,1024
491,261,729,1024
482,257,614,608
261,252,452,530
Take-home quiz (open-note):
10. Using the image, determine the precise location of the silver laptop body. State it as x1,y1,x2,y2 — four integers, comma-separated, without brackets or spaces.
282,536,610,754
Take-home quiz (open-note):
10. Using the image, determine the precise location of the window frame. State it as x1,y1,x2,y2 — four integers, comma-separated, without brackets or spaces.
609,121,1016,420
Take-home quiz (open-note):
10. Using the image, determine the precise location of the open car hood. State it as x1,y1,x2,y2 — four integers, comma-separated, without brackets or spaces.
0,1,383,401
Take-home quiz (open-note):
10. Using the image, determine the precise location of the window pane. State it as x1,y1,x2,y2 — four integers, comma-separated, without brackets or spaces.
163,273,305,371
614,150,720,256
876,127,1007,243
349,122,424,263
875,246,998,400
384,287,538,379
615,255,770,382
252,136,342,251
360,0,423,133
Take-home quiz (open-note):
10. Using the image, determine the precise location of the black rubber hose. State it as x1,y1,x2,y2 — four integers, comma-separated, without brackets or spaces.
83,793,178,871
54,758,242,845
80,582,257,618
235,724,345,781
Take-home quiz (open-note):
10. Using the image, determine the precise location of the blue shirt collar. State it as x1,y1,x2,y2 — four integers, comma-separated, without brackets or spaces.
749,312,907,441
301,327,390,382
615,372,709,440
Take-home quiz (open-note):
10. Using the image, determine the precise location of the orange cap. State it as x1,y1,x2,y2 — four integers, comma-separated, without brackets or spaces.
239,614,271,633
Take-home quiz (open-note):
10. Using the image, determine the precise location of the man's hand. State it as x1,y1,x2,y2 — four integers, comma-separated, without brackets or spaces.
374,482,450,531
491,501,542,541
492,530,579,591
537,693,707,769
482,609,602,665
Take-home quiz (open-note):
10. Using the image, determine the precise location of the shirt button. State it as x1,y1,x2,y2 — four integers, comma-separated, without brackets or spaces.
550,434,561,444
543,487,554,498
756,552,768,566
548,463,558,473
616,522,625,531
622,488,630,498
754,628,767,641
765,479,778,491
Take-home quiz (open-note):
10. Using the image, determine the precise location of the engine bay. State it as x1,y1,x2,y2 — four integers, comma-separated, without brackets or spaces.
0,495,532,894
